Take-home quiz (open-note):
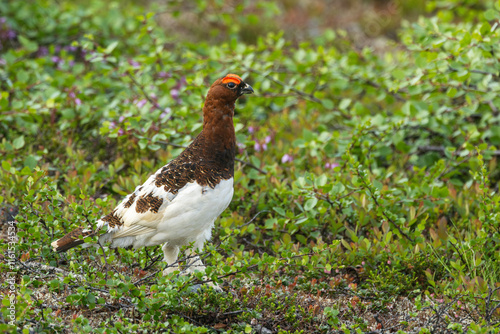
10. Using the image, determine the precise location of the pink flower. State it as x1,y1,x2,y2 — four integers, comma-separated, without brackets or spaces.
237,142,245,154
281,154,293,163
325,162,340,170
387,260,391,265
170,89,180,101
135,99,147,109
128,59,140,68
51,56,61,64
160,108,171,119
158,71,170,79
68,91,81,106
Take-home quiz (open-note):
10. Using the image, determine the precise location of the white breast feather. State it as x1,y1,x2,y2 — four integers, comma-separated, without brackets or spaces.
99,176,233,248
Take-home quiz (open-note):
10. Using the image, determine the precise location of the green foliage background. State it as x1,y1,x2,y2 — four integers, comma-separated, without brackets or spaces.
1,0,500,332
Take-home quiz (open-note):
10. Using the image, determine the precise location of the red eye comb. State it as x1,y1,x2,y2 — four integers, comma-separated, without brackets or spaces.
222,74,242,85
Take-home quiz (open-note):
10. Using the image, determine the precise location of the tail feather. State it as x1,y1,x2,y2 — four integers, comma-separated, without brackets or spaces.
51,227,95,252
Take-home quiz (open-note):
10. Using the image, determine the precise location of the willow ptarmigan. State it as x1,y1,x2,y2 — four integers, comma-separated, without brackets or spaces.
51,74,254,276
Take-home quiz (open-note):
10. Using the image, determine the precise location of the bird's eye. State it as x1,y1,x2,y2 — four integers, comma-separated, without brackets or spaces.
227,82,237,89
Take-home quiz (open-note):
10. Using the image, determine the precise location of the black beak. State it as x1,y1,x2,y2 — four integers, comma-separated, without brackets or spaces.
240,83,254,95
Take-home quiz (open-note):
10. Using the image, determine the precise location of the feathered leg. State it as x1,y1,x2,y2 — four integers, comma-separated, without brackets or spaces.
162,243,179,275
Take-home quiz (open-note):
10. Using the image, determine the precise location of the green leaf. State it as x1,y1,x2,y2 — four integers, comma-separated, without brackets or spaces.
105,41,119,54
315,174,328,187
304,198,318,211
273,206,286,216
13,136,25,150
148,144,161,151
24,155,37,170
2,161,11,171
480,22,492,35
138,139,148,150
61,109,75,119
339,98,351,110
18,35,38,53
484,9,499,20
321,99,334,110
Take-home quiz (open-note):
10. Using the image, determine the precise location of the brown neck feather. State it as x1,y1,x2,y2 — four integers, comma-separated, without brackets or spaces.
200,94,236,165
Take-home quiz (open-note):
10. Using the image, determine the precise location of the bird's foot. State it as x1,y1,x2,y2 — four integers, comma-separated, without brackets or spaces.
189,280,223,293
162,265,179,276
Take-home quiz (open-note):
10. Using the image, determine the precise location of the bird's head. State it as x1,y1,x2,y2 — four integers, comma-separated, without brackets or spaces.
207,74,254,102
202,73,253,149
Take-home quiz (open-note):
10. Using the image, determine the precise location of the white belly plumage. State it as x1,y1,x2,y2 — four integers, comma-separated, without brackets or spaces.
98,178,234,249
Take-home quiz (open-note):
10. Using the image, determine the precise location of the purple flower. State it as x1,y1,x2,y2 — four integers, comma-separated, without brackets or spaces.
118,116,125,123
118,129,124,135
262,143,268,151
237,142,245,154
128,59,140,68
37,46,49,57
51,56,61,64
0,17,17,50
264,135,272,144
109,121,116,129
325,162,340,170
68,91,82,106
135,99,147,109
254,142,261,152
177,76,187,87
6,30,16,39
170,89,180,101
248,126,255,134
281,154,293,163
158,71,170,79
160,107,171,119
